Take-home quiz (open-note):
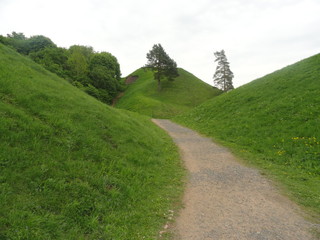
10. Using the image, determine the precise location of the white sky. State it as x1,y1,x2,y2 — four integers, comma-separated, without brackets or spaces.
0,0,319,87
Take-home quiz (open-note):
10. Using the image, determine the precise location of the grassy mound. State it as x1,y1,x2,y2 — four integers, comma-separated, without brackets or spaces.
115,68,221,118
0,43,184,239
175,53,320,218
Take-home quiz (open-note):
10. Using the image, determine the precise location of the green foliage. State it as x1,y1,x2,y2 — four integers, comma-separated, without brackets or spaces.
6,31,27,40
88,52,122,102
90,52,121,81
146,44,179,90
67,47,89,82
213,50,234,91
29,47,68,78
116,68,222,118
6,32,56,55
0,43,184,239
83,84,112,103
0,32,123,105
25,35,56,54
90,66,116,92
175,53,320,218
66,45,94,83
69,45,94,60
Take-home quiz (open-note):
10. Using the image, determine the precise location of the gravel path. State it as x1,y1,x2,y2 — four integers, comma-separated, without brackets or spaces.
152,119,317,240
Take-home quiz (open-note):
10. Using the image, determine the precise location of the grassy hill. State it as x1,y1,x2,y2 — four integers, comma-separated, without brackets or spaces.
0,43,184,239
175,54,320,219
115,68,221,118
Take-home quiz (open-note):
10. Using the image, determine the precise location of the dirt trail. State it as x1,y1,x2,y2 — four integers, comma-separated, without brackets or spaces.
152,119,317,240
112,92,124,107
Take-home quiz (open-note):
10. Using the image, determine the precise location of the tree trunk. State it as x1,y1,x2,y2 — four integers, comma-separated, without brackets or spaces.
157,77,161,91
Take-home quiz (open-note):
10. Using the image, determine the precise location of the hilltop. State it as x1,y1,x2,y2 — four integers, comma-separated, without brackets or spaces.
175,53,320,218
115,68,221,118
0,43,184,239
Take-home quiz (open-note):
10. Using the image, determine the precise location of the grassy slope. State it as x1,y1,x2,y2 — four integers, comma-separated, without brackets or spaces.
115,68,221,118
0,43,184,240
175,54,320,219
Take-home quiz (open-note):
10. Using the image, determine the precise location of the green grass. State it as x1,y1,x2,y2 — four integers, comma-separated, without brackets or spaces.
115,68,221,118
0,43,185,239
175,53,320,221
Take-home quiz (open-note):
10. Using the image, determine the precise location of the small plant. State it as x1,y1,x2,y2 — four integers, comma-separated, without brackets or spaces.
274,136,320,173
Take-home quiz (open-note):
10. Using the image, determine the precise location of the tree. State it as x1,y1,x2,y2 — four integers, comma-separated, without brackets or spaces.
29,47,68,78
67,47,90,82
69,45,94,60
5,32,27,53
7,31,26,40
5,32,56,55
88,52,122,103
146,44,179,90
25,35,56,54
89,52,121,82
66,45,94,83
1,31,123,105
213,50,234,92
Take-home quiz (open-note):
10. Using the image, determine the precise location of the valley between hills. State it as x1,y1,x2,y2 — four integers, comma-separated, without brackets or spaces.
1,41,319,239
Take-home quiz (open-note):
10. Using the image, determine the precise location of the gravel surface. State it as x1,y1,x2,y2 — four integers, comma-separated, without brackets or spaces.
152,119,317,240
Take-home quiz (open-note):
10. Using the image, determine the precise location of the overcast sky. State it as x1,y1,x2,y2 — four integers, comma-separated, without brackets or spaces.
1,0,319,87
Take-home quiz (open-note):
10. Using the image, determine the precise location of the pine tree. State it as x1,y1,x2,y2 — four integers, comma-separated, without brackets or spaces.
213,50,234,92
146,44,179,90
